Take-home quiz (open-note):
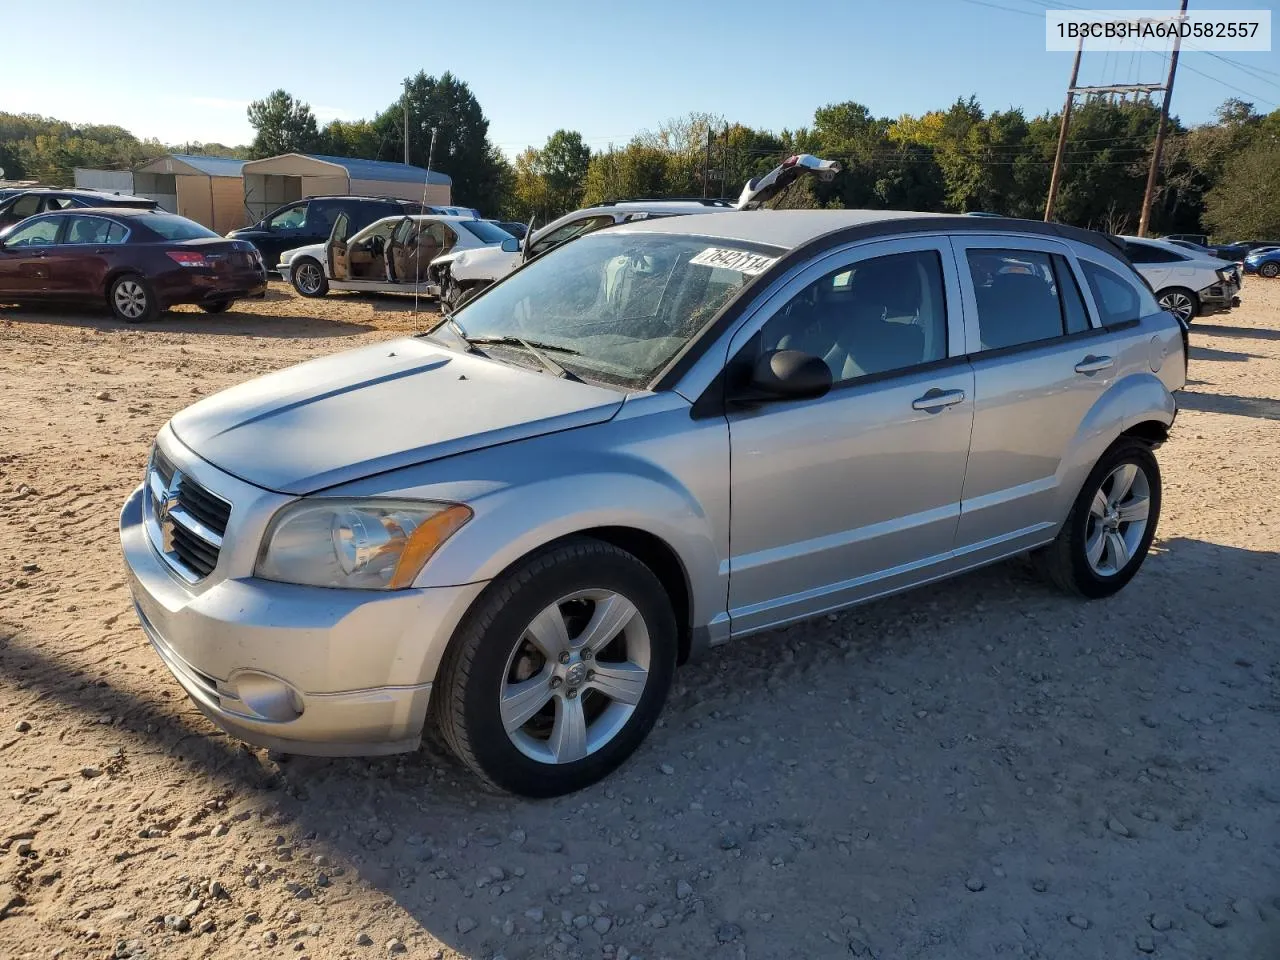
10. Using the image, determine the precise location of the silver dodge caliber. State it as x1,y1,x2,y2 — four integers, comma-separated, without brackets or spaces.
121,210,1186,796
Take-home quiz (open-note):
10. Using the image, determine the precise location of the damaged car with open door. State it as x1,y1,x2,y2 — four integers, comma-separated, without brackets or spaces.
427,154,842,311
281,214,515,299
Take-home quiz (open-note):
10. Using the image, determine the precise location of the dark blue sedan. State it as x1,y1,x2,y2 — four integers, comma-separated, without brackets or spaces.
1244,246,1280,278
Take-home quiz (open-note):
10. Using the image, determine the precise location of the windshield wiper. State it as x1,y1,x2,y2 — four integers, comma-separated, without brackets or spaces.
469,335,584,382
439,319,584,382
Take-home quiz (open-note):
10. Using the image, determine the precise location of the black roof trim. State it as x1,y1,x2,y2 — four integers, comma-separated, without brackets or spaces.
596,197,735,208
649,215,1134,392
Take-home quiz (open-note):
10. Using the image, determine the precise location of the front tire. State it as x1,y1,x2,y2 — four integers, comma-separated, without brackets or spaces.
108,274,157,323
433,539,678,797
1034,440,1162,598
1157,287,1199,324
290,259,328,298
1259,261,1280,279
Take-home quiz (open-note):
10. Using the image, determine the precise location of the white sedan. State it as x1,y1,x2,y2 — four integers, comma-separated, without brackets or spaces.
280,215,517,299
1121,236,1242,323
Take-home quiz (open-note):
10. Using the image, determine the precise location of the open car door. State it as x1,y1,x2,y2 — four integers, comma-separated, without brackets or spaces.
386,217,414,284
326,211,351,281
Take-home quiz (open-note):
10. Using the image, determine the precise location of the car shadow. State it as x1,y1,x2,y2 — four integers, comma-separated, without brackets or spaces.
1177,390,1280,420
1188,345,1259,363
1193,321,1280,342
0,300,375,338
3,537,1278,958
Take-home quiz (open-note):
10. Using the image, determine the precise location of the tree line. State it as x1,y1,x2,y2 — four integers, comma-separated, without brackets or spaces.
4,74,1278,241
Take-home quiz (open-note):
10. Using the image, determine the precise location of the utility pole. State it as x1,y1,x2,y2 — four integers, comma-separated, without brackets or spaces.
403,79,411,166
1138,0,1188,237
703,128,713,198
1045,36,1083,222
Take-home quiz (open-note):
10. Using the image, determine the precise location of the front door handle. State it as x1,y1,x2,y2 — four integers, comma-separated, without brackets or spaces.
28,250,48,258
912,388,966,412
1074,355,1114,374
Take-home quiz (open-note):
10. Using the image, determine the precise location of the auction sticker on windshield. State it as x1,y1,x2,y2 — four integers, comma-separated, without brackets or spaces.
688,247,778,275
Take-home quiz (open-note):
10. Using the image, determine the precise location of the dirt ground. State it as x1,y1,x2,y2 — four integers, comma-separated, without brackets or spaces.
1,281,1277,960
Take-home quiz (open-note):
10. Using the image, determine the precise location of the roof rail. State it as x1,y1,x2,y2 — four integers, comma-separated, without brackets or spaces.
597,197,735,207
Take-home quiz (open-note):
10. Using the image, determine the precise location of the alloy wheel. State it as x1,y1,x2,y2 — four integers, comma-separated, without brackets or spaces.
1158,290,1195,323
500,589,651,765
113,280,148,320
1260,262,1280,279
1084,462,1152,577
296,263,323,295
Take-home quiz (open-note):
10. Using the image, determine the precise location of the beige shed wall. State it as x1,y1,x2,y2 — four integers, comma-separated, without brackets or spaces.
350,179,451,205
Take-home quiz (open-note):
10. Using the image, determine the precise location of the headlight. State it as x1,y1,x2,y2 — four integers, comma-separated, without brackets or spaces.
256,499,471,590
279,251,295,266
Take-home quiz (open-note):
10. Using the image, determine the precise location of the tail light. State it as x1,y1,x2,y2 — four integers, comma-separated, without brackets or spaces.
166,250,208,268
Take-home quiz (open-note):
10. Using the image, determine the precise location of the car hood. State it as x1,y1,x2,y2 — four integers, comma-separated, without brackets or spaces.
279,243,324,269
169,337,625,494
435,244,519,272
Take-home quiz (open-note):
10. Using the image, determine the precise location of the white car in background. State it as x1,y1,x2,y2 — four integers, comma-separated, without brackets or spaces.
1121,236,1241,324
281,214,515,299
427,154,843,311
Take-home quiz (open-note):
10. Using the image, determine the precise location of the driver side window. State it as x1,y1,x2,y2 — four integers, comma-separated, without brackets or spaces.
267,202,308,231
5,216,62,247
757,250,949,385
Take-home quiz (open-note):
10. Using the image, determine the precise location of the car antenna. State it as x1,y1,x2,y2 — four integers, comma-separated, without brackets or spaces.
413,125,438,318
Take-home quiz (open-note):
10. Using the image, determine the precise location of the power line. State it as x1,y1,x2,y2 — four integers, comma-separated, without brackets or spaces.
955,0,1042,18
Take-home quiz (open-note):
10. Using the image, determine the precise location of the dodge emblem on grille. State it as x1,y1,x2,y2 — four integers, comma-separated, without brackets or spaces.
157,470,183,552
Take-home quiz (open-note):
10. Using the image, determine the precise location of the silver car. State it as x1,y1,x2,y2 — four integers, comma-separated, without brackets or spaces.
120,210,1186,796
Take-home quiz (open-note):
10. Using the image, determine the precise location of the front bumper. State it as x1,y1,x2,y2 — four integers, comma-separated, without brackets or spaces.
120,482,486,756
1197,279,1240,315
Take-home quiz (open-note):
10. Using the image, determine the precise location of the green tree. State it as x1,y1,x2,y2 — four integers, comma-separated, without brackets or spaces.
1203,139,1280,239
318,119,380,159
246,90,320,158
541,130,591,213
374,71,505,212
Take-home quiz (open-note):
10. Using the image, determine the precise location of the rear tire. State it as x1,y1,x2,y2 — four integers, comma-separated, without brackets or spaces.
1034,440,1162,599
200,299,234,314
1157,287,1199,324
433,538,678,797
290,259,328,298
108,274,157,323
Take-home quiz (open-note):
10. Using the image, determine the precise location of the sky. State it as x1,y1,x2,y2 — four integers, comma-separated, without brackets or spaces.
5,0,1279,158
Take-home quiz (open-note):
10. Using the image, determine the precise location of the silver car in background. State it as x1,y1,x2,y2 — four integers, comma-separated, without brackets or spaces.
120,210,1185,796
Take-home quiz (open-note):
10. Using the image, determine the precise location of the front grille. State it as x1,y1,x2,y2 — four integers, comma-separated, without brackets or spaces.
177,476,231,536
144,446,232,583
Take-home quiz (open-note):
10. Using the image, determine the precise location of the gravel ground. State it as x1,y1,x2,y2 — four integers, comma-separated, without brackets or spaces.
1,282,1277,960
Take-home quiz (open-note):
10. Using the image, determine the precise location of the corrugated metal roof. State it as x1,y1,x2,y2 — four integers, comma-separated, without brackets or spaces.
165,154,246,177
303,154,451,185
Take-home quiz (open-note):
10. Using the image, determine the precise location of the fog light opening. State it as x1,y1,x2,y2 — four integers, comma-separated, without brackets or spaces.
227,671,303,723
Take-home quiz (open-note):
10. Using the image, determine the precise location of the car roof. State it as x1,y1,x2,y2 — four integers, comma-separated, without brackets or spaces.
12,188,154,203
608,209,1129,260
39,207,188,220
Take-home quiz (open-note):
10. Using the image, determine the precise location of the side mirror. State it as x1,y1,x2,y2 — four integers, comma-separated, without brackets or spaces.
743,349,832,402
500,237,521,253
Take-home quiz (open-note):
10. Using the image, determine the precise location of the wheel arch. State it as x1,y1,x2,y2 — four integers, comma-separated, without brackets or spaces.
1052,374,1175,529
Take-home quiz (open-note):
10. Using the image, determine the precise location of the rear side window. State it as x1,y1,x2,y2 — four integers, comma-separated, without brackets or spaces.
65,216,127,244
1080,260,1160,327
1125,241,1184,264
966,249,1068,351
458,219,513,243
142,215,219,240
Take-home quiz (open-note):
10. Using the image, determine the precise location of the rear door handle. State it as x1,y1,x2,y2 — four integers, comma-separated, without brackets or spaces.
28,250,48,258
94,248,113,254
1074,355,1114,374
912,388,966,411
